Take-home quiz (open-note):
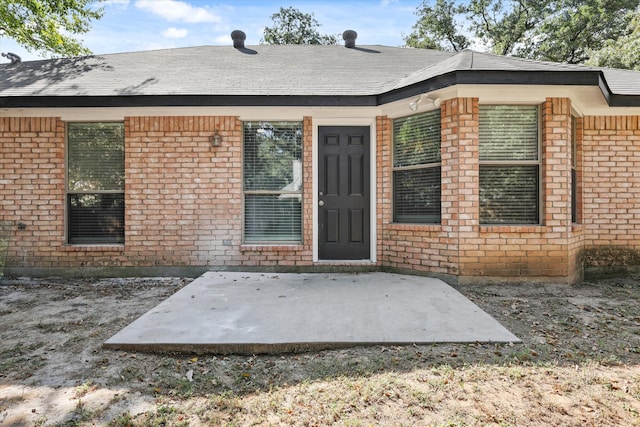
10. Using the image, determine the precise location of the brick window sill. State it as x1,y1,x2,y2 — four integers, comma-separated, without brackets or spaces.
480,225,546,233
387,223,442,231
62,244,125,252
240,244,304,252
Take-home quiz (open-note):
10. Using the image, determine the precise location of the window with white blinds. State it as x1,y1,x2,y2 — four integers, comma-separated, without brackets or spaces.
66,122,125,244
393,110,441,224
243,122,302,243
479,105,540,225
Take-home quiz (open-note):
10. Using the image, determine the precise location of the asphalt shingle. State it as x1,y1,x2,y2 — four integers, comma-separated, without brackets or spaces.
0,44,639,103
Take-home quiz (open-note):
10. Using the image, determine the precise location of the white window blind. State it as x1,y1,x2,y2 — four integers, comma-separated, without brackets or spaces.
243,122,302,243
479,106,540,225
67,122,125,244
393,110,441,224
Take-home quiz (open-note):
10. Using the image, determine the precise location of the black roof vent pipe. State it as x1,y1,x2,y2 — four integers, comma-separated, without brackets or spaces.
2,52,21,64
231,30,246,49
342,30,357,48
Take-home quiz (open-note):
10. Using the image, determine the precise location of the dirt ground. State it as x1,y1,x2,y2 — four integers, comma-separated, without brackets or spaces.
1,274,639,427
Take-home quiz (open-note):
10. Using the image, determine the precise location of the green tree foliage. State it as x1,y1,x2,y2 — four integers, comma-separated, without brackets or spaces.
404,0,470,50
406,0,640,66
526,0,638,63
243,122,302,191
67,122,124,192
587,10,640,69
262,7,338,45
466,0,553,57
0,0,103,58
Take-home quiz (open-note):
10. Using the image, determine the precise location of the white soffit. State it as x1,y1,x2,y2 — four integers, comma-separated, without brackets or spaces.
3,85,640,120
0,106,384,121
382,84,640,118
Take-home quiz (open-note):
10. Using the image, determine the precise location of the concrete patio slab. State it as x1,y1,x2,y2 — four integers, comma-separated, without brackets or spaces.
104,272,520,354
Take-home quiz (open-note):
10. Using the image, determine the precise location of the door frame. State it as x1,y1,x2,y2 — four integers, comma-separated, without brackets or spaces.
312,118,377,263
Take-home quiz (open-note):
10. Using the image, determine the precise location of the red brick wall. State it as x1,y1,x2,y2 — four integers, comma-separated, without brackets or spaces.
569,116,585,281
4,105,640,281
378,99,474,277
125,115,313,267
377,98,578,282
1,118,66,268
2,115,314,271
124,116,241,266
457,98,574,282
581,116,640,268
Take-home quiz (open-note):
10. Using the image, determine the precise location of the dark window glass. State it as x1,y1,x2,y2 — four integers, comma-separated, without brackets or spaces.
67,123,124,244
479,106,540,225
393,110,441,223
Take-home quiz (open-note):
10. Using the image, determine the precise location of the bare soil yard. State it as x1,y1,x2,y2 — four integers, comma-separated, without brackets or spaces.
1,274,639,426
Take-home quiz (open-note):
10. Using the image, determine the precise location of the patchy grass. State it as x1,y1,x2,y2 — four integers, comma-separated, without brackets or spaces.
0,275,640,426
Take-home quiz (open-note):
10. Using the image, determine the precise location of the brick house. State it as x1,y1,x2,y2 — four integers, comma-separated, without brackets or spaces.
2,31,640,283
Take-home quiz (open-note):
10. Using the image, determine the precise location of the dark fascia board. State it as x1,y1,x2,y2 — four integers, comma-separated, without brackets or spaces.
0,69,635,108
377,69,607,105
608,94,640,106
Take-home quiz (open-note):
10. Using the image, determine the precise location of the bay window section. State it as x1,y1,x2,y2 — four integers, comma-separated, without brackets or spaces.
243,122,303,243
393,110,441,224
66,122,125,244
479,105,540,225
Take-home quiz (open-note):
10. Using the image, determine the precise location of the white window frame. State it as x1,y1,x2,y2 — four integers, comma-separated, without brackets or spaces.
392,109,442,224
242,121,303,244
65,122,125,245
479,105,541,225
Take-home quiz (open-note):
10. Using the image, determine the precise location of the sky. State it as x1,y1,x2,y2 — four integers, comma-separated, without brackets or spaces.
0,0,423,62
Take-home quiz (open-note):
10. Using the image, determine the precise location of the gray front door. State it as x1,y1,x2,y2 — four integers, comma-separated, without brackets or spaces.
318,126,370,260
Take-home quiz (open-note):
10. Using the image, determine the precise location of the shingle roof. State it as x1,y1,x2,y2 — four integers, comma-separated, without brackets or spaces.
1,44,639,107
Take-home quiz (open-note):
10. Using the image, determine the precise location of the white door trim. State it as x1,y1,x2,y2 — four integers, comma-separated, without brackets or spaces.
312,118,377,263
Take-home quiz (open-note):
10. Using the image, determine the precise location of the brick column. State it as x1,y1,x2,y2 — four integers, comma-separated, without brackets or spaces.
542,98,572,234
442,98,479,278
376,115,392,266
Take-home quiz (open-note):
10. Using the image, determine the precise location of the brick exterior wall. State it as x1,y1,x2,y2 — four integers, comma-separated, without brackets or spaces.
568,116,585,282
2,103,640,281
581,116,640,270
1,117,66,268
378,98,579,283
2,115,314,272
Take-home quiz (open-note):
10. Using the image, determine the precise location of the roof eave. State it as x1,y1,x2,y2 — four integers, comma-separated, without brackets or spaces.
0,69,636,108
378,69,607,104
0,94,380,108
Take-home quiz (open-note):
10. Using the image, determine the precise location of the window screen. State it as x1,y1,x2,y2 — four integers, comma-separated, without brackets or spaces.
67,123,125,244
479,106,540,225
393,110,441,223
243,122,303,243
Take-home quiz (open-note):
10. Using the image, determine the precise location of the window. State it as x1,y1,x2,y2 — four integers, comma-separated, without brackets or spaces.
66,122,125,244
571,116,579,224
479,105,540,225
243,122,303,243
393,110,441,224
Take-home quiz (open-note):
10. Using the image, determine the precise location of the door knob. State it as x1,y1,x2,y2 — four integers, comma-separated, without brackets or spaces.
318,200,324,206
